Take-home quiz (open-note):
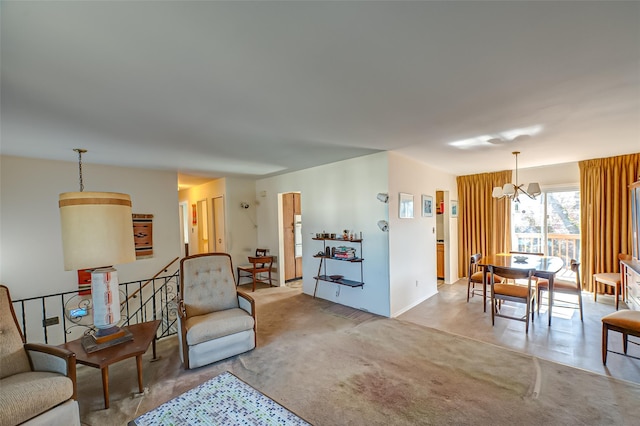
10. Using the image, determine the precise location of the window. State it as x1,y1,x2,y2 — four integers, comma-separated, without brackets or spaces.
511,188,580,278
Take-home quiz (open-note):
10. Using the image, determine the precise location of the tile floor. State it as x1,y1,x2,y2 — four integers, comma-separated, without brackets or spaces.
399,279,640,385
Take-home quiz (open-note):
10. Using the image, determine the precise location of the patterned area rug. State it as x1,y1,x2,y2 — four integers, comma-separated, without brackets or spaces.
129,371,310,426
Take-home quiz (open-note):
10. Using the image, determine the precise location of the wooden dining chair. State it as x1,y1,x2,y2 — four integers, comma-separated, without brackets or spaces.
593,254,632,310
537,259,583,321
467,253,503,304
488,265,537,333
237,249,274,292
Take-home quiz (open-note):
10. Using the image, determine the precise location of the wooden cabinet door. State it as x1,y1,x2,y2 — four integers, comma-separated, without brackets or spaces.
437,243,445,279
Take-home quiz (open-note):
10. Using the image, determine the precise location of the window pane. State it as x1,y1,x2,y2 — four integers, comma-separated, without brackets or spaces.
512,196,544,254
547,191,580,278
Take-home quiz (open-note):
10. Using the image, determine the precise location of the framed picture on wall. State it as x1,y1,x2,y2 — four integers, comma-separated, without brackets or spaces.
451,200,458,218
399,193,414,219
422,195,433,217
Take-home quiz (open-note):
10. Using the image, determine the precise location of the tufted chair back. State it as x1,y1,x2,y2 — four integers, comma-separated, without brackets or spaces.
0,285,31,379
180,253,239,317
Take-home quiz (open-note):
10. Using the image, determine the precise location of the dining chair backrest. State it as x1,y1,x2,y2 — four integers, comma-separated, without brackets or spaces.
488,265,536,284
468,253,482,277
570,259,581,288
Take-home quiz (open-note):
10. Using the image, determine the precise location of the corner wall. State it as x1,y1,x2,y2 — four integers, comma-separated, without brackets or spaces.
388,152,458,317
256,153,391,316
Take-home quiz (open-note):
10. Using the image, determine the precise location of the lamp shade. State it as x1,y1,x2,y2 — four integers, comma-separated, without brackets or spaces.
492,186,504,198
59,191,136,271
527,182,541,196
502,183,516,196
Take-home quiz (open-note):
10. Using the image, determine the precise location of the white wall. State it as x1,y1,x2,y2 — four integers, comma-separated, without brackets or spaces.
387,152,458,316
518,161,580,188
256,153,391,316
0,155,181,299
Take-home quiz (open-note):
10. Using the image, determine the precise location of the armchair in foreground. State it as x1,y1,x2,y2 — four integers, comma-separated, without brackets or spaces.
0,285,80,426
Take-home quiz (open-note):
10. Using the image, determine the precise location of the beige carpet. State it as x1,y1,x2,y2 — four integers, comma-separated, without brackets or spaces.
79,286,640,425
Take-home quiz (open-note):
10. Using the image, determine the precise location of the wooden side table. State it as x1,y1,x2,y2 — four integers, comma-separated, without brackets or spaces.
60,320,161,409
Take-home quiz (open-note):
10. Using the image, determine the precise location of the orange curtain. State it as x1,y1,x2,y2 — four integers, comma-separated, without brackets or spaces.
580,153,640,294
457,170,512,278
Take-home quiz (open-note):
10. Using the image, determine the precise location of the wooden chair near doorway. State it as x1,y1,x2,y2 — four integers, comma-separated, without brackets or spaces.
237,249,274,292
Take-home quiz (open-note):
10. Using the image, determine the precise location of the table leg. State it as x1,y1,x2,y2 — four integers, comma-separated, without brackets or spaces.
482,267,488,313
136,354,144,393
548,275,554,326
101,366,109,409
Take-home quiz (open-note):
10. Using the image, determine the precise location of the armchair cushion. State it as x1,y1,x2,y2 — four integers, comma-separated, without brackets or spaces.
186,308,255,345
181,254,239,316
0,371,74,426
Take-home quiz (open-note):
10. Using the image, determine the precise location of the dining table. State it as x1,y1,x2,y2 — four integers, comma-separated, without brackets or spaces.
478,253,564,326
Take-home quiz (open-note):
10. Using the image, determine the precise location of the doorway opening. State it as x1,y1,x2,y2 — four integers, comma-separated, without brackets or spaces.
281,192,302,282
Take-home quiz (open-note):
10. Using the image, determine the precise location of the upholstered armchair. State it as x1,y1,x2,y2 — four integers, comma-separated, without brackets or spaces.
0,285,80,426
178,253,256,369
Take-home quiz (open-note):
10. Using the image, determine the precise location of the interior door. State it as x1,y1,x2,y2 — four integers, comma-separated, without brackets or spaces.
283,193,296,281
212,196,226,252
293,193,302,277
197,200,209,253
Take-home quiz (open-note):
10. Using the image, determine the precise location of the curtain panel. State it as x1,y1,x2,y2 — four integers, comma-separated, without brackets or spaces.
580,153,640,294
456,170,512,278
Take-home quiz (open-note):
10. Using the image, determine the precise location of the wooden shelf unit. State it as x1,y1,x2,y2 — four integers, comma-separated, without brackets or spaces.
313,238,364,297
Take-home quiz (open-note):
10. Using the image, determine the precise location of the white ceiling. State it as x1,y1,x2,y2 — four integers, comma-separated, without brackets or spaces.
2,1,639,187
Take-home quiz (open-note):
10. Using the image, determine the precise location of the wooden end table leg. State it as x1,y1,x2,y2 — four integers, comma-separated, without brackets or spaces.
101,367,110,409
136,354,144,393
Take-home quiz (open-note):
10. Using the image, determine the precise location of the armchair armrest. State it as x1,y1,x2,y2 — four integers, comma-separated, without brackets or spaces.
178,299,187,318
237,292,255,318
25,343,77,399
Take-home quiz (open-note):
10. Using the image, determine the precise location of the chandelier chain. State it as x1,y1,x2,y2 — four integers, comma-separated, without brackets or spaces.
73,148,87,192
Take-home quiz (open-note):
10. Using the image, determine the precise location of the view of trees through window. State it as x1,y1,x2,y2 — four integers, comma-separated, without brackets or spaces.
511,189,580,276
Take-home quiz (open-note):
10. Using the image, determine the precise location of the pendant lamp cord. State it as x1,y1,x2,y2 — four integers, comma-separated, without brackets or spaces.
73,148,87,192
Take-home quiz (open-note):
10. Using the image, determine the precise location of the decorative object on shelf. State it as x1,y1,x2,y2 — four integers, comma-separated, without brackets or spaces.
343,229,349,239
422,194,433,217
399,192,414,219
313,236,364,297
377,192,389,203
451,200,458,218
492,151,541,202
58,149,136,349
377,220,389,232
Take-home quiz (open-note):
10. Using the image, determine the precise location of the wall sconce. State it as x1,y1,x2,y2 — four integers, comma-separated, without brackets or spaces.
377,193,389,203
377,220,389,232
240,202,250,209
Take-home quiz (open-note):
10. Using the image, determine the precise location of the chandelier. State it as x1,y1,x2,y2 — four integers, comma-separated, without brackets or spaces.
492,151,541,202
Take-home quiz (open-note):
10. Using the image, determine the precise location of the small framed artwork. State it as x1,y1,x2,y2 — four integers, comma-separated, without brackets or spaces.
451,200,458,218
399,193,414,219
421,195,433,217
